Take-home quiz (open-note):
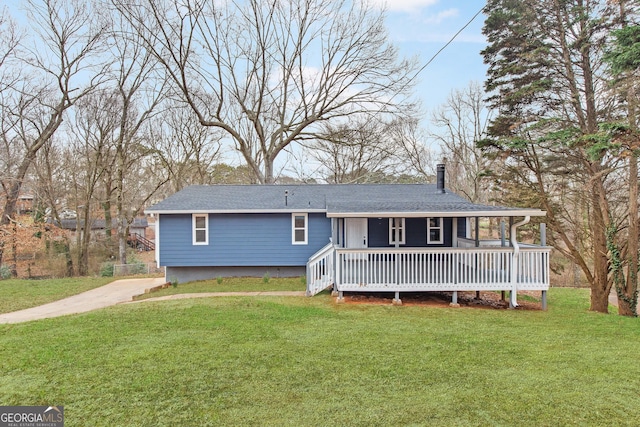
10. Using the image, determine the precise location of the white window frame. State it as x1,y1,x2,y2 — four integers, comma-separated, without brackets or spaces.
389,217,406,245
427,217,444,244
292,213,308,245
192,214,209,245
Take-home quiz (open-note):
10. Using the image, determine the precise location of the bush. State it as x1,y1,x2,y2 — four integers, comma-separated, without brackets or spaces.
216,276,223,284
131,262,147,275
0,265,11,280
262,272,270,283
100,263,114,277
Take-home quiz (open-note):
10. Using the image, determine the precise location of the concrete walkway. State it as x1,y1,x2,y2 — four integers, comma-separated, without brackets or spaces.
0,277,166,324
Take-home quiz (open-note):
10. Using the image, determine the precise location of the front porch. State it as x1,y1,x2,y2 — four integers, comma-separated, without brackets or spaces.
307,244,550,307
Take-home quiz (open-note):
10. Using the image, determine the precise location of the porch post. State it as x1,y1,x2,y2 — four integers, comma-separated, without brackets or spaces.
334,250,341,298
475,217,480,247
475,218,480,300
450,291,460,307
501,220,506,302
540,223,547,246
452,218,458,247
393,291,402,306
508,217,514,247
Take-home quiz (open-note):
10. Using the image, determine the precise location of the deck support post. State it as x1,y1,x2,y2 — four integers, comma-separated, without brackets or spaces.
509,291,516,309
392,291,402,306
450,291,460,307
336,291,345,304
501,291,505,301
541,290,547,310
475,291,481,300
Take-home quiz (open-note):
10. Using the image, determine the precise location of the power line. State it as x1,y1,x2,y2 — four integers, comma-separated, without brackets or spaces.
406,6,485,87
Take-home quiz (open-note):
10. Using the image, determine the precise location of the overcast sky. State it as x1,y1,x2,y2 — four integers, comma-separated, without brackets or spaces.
375,0,488,113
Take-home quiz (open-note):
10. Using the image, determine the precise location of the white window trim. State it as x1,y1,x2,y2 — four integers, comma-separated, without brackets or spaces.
427,217,444,244
292,213,308,245
389,217,406,245
192,214,209,245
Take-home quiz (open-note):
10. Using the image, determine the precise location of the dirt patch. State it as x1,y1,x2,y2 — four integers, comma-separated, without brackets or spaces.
339,290,543,310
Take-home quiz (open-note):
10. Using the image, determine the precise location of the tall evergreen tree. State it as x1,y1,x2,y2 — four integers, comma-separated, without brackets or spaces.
481,0,639,314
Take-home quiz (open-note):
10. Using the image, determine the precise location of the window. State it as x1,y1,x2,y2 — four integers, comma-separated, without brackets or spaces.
427,217,443,244
192,214,208,245
389,218,405,245
292,213,308,245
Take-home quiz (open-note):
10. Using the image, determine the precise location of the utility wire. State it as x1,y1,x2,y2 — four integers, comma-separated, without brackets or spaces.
406,6,485,87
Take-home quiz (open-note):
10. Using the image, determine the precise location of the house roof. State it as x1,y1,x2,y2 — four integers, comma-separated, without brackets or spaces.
146,184,546,218
49,217,149,231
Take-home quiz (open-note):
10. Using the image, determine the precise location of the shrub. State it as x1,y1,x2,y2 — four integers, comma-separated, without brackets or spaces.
0,265,11,280
170,277,178,288
131,262,147,275
262,272,270,283
216,276,223,284
100,263,114,277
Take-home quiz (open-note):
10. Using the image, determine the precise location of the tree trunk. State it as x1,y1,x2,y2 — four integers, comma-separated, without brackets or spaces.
618,139,639,315
77,207,92,276
589,175,611,313
10,220,18,278
62,238,74,277
590,285,610,313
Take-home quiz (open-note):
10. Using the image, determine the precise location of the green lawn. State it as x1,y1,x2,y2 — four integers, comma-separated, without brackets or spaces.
1,288,638,426
134,276,307,300
0,277,115,314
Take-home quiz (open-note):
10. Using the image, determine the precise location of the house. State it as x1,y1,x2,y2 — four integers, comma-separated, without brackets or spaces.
146,165,550,308
49,217,150,248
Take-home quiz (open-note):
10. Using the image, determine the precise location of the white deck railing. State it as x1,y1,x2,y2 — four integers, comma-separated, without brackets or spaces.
306,242,336,296
334,247,550,293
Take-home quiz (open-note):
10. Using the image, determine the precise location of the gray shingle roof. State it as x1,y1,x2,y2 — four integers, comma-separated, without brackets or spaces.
146,184,545,217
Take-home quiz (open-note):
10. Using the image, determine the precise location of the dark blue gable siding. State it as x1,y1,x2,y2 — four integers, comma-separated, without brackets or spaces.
367,217,453,248
159,213,331,267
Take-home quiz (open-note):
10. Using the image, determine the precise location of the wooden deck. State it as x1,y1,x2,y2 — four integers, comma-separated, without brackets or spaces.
307,246,550,296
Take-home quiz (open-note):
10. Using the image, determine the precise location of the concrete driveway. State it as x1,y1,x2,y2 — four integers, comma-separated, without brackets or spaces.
0,277,166,324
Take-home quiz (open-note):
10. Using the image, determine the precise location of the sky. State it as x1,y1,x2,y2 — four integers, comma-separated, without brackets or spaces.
373,0,489,114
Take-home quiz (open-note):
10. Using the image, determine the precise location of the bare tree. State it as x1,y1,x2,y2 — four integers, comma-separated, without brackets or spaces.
430,82,495,204
307,117,410,183
104,12,167,265
0,0,108,268
34,142,77,276
394,116,438,181
112,0,417,183
64,91,120,275
149,103,224,194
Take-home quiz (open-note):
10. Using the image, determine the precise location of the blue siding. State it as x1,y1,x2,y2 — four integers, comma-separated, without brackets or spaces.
367,217,453,248
368,218,389,247
159,213,331,267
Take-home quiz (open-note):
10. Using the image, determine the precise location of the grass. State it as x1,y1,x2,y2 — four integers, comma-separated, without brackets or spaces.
134,276,306,300
0,277,115,314
1,287,639,426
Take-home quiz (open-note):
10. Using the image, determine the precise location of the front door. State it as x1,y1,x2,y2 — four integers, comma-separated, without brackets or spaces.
345,218,368,249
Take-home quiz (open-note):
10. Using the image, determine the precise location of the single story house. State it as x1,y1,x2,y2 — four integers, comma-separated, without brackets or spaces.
146,166,550,308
